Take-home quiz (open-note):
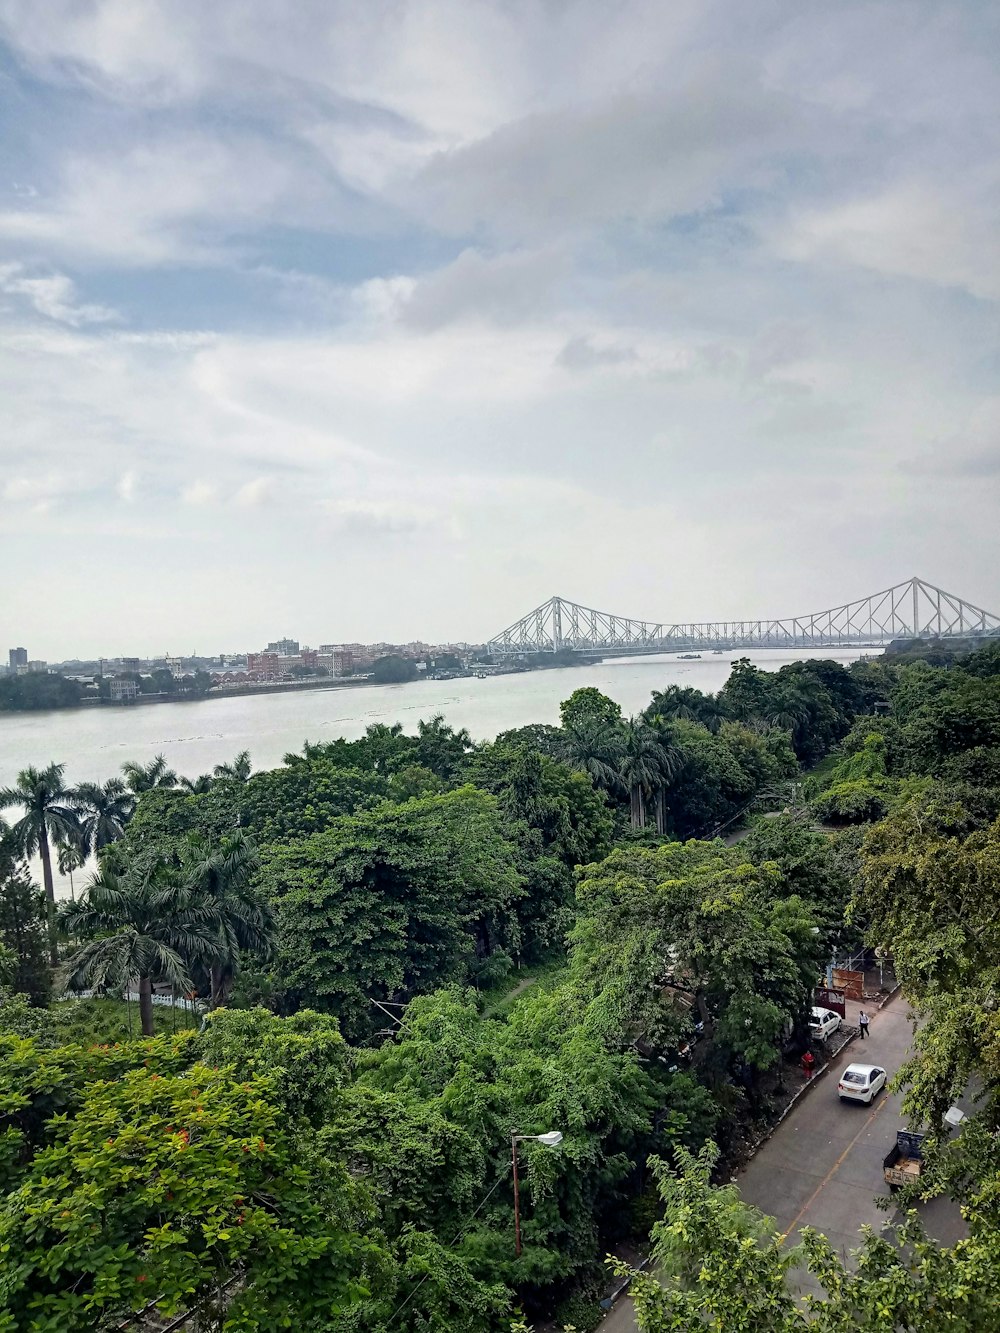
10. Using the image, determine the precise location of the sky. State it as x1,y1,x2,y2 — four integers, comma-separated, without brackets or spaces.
1,0,998,659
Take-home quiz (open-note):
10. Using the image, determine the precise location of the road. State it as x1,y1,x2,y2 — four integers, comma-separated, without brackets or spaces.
596,996,964,1329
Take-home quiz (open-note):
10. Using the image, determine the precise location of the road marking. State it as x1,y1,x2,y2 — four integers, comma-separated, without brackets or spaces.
778,1091,892,1243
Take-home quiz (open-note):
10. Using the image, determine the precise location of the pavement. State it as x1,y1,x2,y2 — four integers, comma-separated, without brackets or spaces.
595,994,966,1330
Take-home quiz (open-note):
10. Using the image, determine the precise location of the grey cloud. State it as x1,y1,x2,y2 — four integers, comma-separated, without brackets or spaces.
555,336,637,372
400,246,571,330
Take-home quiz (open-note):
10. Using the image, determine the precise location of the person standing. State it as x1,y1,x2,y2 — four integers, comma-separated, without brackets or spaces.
858,1010,870,1040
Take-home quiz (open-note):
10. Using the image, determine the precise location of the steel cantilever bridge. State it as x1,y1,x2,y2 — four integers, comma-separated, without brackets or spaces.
486,576,1000,657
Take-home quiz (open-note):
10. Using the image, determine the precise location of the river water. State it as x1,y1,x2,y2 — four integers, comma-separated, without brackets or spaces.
0,646,873,792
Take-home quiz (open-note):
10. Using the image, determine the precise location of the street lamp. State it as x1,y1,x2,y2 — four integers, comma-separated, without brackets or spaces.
511,1130,563,1256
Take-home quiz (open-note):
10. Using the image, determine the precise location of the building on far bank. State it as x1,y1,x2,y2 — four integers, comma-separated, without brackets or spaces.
8,647,27,673
267,638,299,656
27,661,47,673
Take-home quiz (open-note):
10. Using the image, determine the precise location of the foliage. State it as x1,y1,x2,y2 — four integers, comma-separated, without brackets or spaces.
261,788,523,1038
0,673,84,711
0,763,80,964
0,846,50,1005
0,1052,377,1331
372,654,419,683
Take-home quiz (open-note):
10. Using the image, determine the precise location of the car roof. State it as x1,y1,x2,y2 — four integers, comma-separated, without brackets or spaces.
843,1063,880,1075
810,1006,835,1017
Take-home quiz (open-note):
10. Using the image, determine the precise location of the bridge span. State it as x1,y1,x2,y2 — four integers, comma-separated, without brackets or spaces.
486,576,1000,657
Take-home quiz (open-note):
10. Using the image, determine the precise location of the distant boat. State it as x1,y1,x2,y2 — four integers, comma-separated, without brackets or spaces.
712,649,724,654
677,653,702,659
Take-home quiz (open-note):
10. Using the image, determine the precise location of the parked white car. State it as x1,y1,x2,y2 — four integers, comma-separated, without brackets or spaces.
838,1063,887,1105
809,1006,842,1040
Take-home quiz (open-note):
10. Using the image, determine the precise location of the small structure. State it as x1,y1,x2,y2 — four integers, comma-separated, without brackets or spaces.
109,678,138,704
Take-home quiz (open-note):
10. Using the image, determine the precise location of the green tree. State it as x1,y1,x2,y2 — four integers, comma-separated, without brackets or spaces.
0,763,80,964
559,686,623,731
372,654,419,683
557,717,623,793
0,1051,377,1331
618,717,667,830
261,788,522,1037
214,749,253,782
61,862,220,1036
179,772,215,793
183,830,273,1007
122,753,178,794
0,842,50,1005
73,776,134,854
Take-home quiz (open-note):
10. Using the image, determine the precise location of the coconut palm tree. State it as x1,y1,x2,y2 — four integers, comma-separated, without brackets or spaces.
213,750,252,783
121,754,178,795
618,718,667,830
180,773,215,794
74,778,135,854
61,861,221,1036
0,763,80,964
557,718,623,792
182,830,272,1007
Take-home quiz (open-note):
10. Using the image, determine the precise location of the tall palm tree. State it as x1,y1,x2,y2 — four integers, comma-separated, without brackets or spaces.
646,718,685,835
182,830,272,1007
57,840,86,902
61,862,220,1036
618,718,666,830
74,778,134,854
121,754,178,795
180,773,215,794
0,763,80,964
557,718,623,792
213,750,252,782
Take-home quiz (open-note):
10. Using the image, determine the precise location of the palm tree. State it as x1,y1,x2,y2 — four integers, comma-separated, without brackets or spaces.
557,718,623,792
74,778,134,854
57,840,86,902
646,718,685,835
213,750,252,782
618,718,666,830
0,763,80,964
61,862,220,1036
180,774,215,794
183,830,272,1007
121,754,178,795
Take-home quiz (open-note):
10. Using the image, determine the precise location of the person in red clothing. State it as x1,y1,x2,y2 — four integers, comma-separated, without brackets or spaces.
801,1049,815,1079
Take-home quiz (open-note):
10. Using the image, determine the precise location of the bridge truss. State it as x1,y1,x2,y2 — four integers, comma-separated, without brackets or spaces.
486,577,1000,656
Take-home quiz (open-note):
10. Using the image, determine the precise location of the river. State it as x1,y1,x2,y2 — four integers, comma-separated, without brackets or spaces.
0,646,873,791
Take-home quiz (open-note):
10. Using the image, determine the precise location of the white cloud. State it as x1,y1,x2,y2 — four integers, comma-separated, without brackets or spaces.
116,469,139,502
0,264,117,324
773,180,1000,301
233,475,275,507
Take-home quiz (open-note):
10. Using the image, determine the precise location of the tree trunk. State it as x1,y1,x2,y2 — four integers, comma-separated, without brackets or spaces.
138,973,155,1037
630,784,646,830
38,826,58,966
655,788,667,836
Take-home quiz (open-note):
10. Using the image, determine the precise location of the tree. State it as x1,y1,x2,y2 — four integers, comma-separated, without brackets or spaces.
618,717,667,830
214,749,253,782
0,763,80,964
415,713,475,781
559,686,623,731
0,1050,377,1331
183,830,273,1007
620,1142,1000,1332
61,861,221,1036
261,788,522,1038
0,841,50,1005
56,839,85,901
372,654,419,683
557,717,623,793
73,776,134,854
122,753,178,794
179,772,215,793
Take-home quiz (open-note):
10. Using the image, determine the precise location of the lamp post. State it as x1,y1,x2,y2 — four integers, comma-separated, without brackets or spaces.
511,1130,563,1256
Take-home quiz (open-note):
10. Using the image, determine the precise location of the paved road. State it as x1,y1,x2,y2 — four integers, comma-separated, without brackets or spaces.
596,997,963,1329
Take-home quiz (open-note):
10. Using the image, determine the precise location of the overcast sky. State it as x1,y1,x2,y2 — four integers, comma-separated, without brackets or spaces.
1,1,998,659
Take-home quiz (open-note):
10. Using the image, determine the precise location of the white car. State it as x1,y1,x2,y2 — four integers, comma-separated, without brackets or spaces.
809,1006,842,1040
838,1063,888,1105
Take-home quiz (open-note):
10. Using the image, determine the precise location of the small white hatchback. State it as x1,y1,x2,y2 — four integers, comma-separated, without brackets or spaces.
809,1006,842,1040
837,1063,887,1105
